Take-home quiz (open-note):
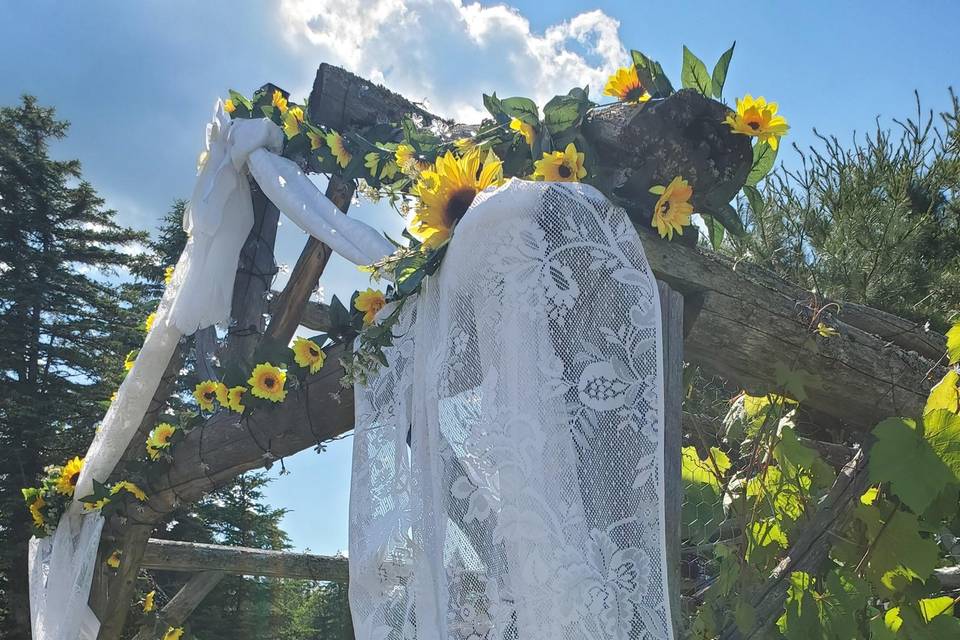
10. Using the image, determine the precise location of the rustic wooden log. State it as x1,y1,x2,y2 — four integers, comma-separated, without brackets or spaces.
660,282,685,636
141,539,349,583
131,571,226,640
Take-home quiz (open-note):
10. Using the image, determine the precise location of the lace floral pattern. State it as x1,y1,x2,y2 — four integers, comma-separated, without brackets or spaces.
351,179,672,639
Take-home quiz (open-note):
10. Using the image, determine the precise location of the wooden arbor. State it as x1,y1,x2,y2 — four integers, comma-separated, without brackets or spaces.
86,64,948,639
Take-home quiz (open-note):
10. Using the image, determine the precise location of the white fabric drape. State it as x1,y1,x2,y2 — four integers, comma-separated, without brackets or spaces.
350,179,673,640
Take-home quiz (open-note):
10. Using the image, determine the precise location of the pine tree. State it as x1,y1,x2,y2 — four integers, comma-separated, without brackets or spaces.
0,96,149,637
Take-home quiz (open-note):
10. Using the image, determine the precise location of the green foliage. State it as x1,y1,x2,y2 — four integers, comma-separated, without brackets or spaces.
711,42,736,99
681,46,712,96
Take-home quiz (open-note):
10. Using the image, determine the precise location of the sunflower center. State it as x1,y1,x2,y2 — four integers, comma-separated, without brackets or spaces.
625,86,645,102
264,377,275,388
558,165,572,179
747,120,761,131
445,188,477,225
69,473,79,486
309,347,319,357
204,391,215,400
661,200,672,215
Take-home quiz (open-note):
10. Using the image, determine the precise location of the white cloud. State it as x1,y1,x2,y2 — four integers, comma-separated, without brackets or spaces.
277,0,626,121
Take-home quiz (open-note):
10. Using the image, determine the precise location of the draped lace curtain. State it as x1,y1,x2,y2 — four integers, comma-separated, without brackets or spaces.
350,179,673,640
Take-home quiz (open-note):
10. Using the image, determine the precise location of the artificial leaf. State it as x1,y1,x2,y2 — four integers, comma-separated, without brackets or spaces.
743,184,765,219
542,88,591,140
703,213,725,250
707,202,746,237
500,96,539,126
711,42,736,98
630,49,674,98
681,46,712,95
925,369,959,415
869,417,953,514
746,142,778,186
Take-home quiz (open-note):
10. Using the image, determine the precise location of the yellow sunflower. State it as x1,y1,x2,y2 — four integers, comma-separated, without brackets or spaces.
604,65,651,104
724,95,789,150
292,337,326,374
224,98,236,113
248,363,287,403
146,423,176,461
164,265,175,285
395,143,431,176
510,118,535,146
106,550,122,569
144,312,156,333
193,380,226,412
163,627,184,640
271,89,288,114
454,137,476,152
650,176,694,240
226,386,247,413
306,130,324,151
408,147,504,248
143,590,156,613
283,105,304,138
55,456,85,496
25,491,45,528
111,480,148,501
326,131,352,168
532,142,587,182
354,289,387,326
124,349,138,371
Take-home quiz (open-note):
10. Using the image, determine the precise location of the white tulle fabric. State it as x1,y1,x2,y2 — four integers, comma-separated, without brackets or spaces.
350,179,673,640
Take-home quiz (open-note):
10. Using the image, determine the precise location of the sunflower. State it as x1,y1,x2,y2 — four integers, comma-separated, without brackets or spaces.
650,176,694,240
306,130,324,151
224,99,236,114
164,265,175,285
143,590,156,613
509,118,536,146
248,363,287,403
111,480,148,501
23,490,45,528
354,289,386,326
83,496,111,511
271,89,288,114
395,143,431,176
326,131,352,168
454,137,476,152
283,106,304,138
604,65,651,104
146,423,176,461
124,349,138,371
364,152,398,181
55,456,84,496
408,148,504,248
163,627,184,640
106,549,122,569
532,142,587,182
144,312,156,333
193,380,226,412
225,386,246,413
724,95,789,150
292,337,326,374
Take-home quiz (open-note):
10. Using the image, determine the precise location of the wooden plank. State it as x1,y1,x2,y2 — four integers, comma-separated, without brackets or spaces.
131,571,226,640
141,539,349,583
659,281,684,637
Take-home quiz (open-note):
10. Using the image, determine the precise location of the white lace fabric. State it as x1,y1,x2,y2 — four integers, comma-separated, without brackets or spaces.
350,179,673,640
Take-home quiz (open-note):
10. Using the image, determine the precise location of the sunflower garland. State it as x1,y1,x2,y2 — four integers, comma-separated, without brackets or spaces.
248,363,287,403
146,423,177,461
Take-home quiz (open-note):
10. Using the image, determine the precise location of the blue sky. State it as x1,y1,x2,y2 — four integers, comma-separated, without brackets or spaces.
3,0,959,555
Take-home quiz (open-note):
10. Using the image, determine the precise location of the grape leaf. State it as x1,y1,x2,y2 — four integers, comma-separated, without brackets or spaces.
869,417,954,514
923,408,960,480
925,369,959,415
947,322,960,364
852,502,939,595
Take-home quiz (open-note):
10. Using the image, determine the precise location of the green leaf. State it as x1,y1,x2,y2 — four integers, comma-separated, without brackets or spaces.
733,601,756,635
947,323,960,364
703,214,725,250
631,50,674,98
774,362,820,402
923,408,960,481
707,202,746,237
746,142,778,186
681,46,712,95
681,446,730,542
926,370,959,415
852,501,939,594
542,88,591,140
500,97,540,126
869,417,954,513
711,42,736,98
743,184,765,219
482,92,508,125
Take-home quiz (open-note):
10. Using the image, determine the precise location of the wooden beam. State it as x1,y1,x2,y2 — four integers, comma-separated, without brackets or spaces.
142,539,349,583
131,571,226,640
660,282,684,636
